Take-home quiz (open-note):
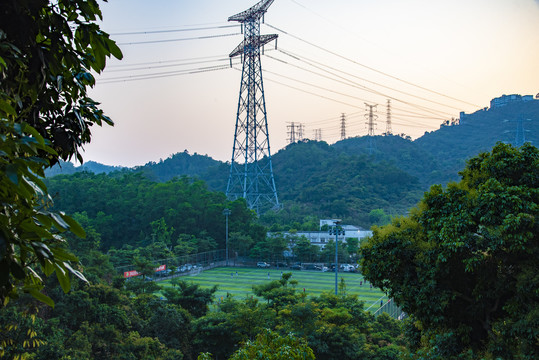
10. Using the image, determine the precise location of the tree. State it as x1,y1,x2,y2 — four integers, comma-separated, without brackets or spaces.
150,217,175,247
0,0,122,306
368,209,391,226
228,232,253,258
361,143,539,358
228,329,315,360
162,280,217,318
192,311,240,360
252,273,299,310
293,236,320,263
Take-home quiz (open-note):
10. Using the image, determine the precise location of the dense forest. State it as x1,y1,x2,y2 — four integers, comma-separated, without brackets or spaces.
3,1,536,358
46,99,538,228
4,143,536,360
45,173,262,251
1,262,406,360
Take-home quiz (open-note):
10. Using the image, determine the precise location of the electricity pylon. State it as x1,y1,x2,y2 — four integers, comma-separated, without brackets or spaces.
365,103,378,154
340,113,346,140
226,0,280,213
385,99,392,135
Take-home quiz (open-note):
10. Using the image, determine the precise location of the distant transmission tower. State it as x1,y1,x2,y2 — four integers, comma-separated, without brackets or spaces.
297,123,305,141
340,113,346,140
287,122,297,144
365,103,378,154
314,128,322,141
504,117,532,147
385,99,393,135
514,117,531,147
226,0,280,213
287,122,304,144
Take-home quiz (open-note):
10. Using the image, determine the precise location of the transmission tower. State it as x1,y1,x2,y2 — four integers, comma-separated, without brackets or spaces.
504,117,532,147
226,0,280,213
340,113,346,140
385,99,393,135
297,123,305,141
287,122,297,144
365,103,378,154
287,122,305,144
314,128,322,141
513,117,531,147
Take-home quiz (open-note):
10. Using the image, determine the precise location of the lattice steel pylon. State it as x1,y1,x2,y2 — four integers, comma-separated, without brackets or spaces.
365,103,378,154
226,0,280,213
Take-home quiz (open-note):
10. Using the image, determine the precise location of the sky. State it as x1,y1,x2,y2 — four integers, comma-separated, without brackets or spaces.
84,0,539,167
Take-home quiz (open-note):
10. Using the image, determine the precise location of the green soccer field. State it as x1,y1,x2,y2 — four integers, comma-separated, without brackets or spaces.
159,267,388,311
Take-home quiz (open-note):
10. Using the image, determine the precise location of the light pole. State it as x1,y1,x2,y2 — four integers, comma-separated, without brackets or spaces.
223,208,231,266
329,220,345,295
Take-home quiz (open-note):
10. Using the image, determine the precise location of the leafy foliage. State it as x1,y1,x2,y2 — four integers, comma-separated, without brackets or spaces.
361,143,539,358
270,140,422,226
0,0,121,307
229,329,315,360
46,172,259,251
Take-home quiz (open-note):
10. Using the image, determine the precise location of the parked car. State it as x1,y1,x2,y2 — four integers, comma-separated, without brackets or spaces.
290,264,303,270
155,269,172,277
257,262,270,268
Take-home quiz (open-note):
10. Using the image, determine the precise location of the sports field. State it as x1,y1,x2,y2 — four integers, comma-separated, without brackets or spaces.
159,266,387,311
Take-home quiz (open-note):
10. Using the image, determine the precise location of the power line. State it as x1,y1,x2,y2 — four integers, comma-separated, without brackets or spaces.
99,63,239,84
104,57,230,73
265,23,481,108
277,48,461,114
111,24,240,36
265,52,454,118
117,32,240,46
106,55,228,68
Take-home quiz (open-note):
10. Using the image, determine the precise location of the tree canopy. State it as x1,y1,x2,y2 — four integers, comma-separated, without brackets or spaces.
361,142,539,358
0,0,122,306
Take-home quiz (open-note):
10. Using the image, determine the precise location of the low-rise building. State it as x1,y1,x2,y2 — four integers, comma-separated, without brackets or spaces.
278,219,372,250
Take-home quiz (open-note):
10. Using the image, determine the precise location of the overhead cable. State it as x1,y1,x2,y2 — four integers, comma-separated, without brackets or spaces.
265,23,481,108
111,24,240,36
117,33,240,46
277,48,463,113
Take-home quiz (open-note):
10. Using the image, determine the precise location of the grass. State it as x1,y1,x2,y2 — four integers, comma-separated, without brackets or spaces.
159,266,387,311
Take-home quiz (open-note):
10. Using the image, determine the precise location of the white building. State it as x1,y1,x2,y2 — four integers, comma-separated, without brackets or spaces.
489,94,536,109
280,219,373,250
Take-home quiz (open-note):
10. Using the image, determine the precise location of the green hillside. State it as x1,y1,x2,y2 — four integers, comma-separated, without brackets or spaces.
44,97,538,229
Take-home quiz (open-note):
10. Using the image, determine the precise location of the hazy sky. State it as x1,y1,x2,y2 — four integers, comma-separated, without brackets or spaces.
84,0,539,167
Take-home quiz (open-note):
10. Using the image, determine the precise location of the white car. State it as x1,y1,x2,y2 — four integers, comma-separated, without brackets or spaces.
257,262,270,268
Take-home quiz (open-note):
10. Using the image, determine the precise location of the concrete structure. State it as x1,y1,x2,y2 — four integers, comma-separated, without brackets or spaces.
459,94,537,123
490,94,536,109
279,219,373,250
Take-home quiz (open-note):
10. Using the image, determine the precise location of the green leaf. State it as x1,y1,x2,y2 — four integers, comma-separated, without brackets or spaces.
27,288,55,308
49,212,70,231
54,262,71,293
6,164,18,185
0,99,16,116
22,124,45,145
64,262,88,283
50,247,78,262
61,214,86,238
105,37,123,60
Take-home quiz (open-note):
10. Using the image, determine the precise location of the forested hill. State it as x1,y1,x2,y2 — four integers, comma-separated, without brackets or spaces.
45,160,125,176
267,140,423,226
44,97,538,227
415,99,539,184
333,134,439,187
332,99,538,186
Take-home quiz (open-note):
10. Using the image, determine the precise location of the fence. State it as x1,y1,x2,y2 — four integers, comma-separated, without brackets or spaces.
369,297,406,320
116,249,227,278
